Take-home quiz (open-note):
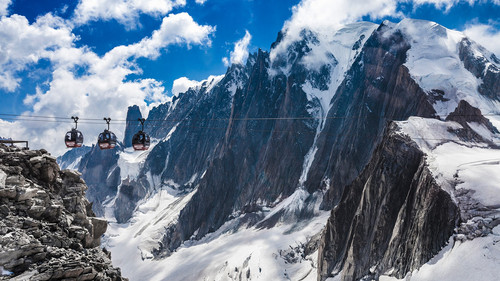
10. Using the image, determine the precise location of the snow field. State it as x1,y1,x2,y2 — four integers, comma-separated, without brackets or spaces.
103,187,329,281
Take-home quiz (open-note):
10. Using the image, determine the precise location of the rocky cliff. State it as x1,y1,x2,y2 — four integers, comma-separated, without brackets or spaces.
303,22,436,210
317,123,459,281
122,106,143,148
79,144,123,216
0,144,125,280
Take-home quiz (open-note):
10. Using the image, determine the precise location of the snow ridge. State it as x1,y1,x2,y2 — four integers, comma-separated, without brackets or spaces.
394,19,500,121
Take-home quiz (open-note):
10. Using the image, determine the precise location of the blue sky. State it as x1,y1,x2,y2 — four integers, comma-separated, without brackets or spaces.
0,0,499,155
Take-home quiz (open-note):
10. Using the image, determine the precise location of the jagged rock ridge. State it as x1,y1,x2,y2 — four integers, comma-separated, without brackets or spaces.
0,144,125,280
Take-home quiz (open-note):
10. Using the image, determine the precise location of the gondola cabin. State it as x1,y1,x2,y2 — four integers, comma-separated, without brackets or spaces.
65,116,84,148
98,129,117,150
98,117,117,150
65,129,84,148
132,131,150,151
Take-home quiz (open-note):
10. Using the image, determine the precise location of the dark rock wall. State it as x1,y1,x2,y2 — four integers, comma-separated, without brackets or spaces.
458,38,500,101
304,24,436,210
445,100,499,143
161,48,319,253
317,124,459,281
0,144,125,280
111,64,249,223
122,105,143,148
79,144,122,216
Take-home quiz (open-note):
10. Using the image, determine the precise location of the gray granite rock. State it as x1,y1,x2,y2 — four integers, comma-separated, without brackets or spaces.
0,144,126,280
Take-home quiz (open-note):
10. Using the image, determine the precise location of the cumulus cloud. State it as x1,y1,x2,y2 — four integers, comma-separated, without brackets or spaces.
171,74,224,96
172,77,202,96
0,12,215,155
223,30,252,66
270,0,400,61
195,0,207,4
464,22,500,57
92,12,215,75
0,0,11,16
73,0,187,27
0,14,75,91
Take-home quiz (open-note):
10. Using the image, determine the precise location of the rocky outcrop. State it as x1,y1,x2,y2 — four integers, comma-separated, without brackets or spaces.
304,22,436,210
445,100,499,143
122,106,143,148
317,123,459,281
113,178,149,223
79,144,122,216
0,144,125,280
458,38,500,101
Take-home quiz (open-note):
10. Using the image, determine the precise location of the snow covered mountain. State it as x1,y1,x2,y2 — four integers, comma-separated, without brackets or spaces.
58,18,500,281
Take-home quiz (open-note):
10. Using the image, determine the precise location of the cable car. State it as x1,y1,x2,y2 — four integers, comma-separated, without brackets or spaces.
98,117,117,150
65,116,84,148
132,118,150,151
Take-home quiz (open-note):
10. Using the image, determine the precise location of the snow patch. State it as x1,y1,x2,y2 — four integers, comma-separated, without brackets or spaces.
64,155,82,170
398,117,500,201
103,187,196,266
105,187,329,281
117,141,158,181
380,236,500,281
396,18,500,118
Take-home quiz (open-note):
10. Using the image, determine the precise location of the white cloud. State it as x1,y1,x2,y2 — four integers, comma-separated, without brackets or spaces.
73,0,187,27
89,12,214,76
171,74,223,96
231,30,252,65
0,12,215,156
464,22,500,57
0,14,75,91
172,77,202,96
270,0,400,62
223,30,252,66
195,0,207,4
0,0,11,16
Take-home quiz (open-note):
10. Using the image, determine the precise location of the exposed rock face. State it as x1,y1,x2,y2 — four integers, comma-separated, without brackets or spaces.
113,178,148,223
157,46,323,254
0,144,125,280
306,23,436,210
458,38,500,101
445,99,499,143
317,123,459,281
56,146,92,170
122,105,143,148
79,144,122,216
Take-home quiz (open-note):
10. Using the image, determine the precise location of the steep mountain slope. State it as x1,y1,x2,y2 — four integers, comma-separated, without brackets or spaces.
57,145,91,170
59,18,500,281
